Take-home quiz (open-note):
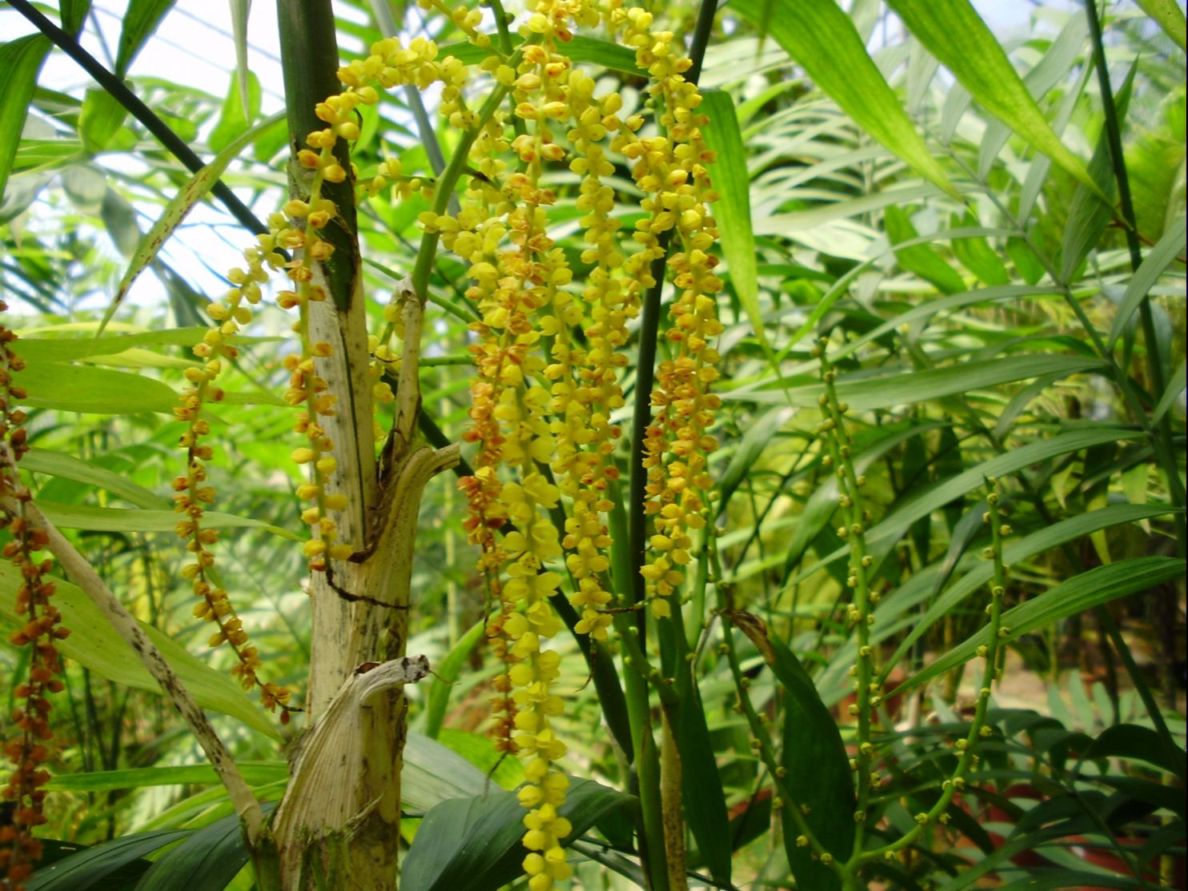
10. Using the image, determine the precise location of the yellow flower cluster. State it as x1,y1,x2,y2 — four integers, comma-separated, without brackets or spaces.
0,306,69,891
173,239,292,715
611,8,723,619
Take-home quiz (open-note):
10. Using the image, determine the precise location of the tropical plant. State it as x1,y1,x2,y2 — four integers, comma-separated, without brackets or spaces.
0,0,1184,889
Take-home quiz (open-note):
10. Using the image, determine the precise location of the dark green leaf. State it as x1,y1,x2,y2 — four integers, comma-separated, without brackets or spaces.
1108,215,1187,348
59,0,93,36
675,690,732,884
424,619,485,739
209,71,261,153
400,779,635,891
134,812,254,891
1082,724,1186,780
28,830,189,890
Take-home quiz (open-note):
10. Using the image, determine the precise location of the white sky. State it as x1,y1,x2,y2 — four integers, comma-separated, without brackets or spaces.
0,0,1141,315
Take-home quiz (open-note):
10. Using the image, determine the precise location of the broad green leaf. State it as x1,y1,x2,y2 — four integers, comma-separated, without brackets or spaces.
1061,66,1136,282
731,617,853,890
884,206,966,294
402,730,491,812
400,779,634,891
21,448,170,509
17,361,176,413
0,563,280,739
79,88,129,154
134,812,255,891
28,830,188,890
887,0,1097,192
702,90,762,348
0,35,52,203
47,763,287,792
36,501,300,540
106,113,284,332
675,689,732,884
893,557,1185,696
1137,0,1187,51
1083,724,1186,780
424,619,485,739
1108,215,1187,348
726,354,1108,409
114,0,176,77
776,637,853,891
731,0,957,196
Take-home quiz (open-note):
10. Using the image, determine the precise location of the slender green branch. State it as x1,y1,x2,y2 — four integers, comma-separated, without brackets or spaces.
7,0,269,239
1084,0,1186,557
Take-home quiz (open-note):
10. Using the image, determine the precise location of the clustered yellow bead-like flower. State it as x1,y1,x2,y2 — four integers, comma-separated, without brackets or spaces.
0,304,70,891
173,239,293,716
612,7,723,620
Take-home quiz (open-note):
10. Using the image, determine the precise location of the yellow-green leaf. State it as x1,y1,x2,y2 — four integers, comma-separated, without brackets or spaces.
1136,0,1187,51
702,90,762,346
887,0,1098,192
0,35,52,204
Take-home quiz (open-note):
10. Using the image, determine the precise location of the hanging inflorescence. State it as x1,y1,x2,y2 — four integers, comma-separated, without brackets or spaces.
0,303,70,891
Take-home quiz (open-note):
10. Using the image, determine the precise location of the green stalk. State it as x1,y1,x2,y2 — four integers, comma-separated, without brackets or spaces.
1083,0,1186,558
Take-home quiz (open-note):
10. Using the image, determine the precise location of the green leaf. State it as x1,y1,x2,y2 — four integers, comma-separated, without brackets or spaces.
727,354,1108,410
702,90,762,347
886,0,1097,192
106,112,284,332
675,691,732,884
15,327,208,361
17,361,178,413
79,88,129,154
28,830,189,890
424,619,485,739
1152,362,1185,425
717,407,794,514
893,557,1186,696
1136,0,1187,51
21,448,170,509
230,0,253,120
1083,724,1186,780
47,763,287,793
731,619,853,890
0,563,280,739
1108,215,1187,348
865,503,1179,705
1061,65,1136,282
0,35,53,204
884,206,966,295
731,0,956,196
134,812,256,891
949,213,1010,286
400,779,634,891
59,0,93,36
114,0,176,78
209,71,261,153
36,500,301,540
